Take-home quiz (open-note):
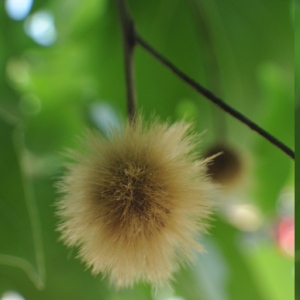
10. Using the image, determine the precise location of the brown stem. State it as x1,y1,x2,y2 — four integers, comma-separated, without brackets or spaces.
116,0,137,122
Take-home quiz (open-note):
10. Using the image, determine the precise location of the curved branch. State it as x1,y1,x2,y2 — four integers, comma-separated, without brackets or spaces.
135,34,294,160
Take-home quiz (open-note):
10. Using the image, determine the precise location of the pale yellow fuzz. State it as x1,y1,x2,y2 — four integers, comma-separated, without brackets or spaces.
56,117,213,288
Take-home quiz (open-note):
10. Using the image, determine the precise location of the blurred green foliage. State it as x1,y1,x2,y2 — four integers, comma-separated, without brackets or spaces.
0,0,294,299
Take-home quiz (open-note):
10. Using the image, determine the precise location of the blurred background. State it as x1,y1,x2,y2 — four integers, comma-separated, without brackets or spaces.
0,0,295,299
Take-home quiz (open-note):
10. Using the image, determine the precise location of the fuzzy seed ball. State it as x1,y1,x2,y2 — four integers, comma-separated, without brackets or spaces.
204,143,242,186
56,117,213,288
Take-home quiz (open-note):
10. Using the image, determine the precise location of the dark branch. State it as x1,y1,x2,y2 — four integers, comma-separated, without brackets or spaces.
116,0,137,122
135,34,294,160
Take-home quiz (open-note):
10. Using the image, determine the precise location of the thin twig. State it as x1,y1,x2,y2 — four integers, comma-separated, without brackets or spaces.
13,127,46,288
116,0,137,122
135,34,294,160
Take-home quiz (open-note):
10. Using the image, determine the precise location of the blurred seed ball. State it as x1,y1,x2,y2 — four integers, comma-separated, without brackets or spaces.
56,117,213,288
204,143,243,187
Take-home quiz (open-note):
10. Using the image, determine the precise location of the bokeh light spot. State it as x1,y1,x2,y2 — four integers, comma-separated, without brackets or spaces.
1,291,25,300
6,58,30,87
89,102,120,136
24,10,57,46
228,203,263,232
277,217,294,258
5,0,33,21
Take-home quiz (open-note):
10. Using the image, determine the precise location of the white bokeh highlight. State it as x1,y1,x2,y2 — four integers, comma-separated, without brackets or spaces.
1,291,25,300
5,0,33,21
24,10,57,46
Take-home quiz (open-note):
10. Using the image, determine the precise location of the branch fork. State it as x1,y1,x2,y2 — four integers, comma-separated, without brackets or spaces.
116,0,294,159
